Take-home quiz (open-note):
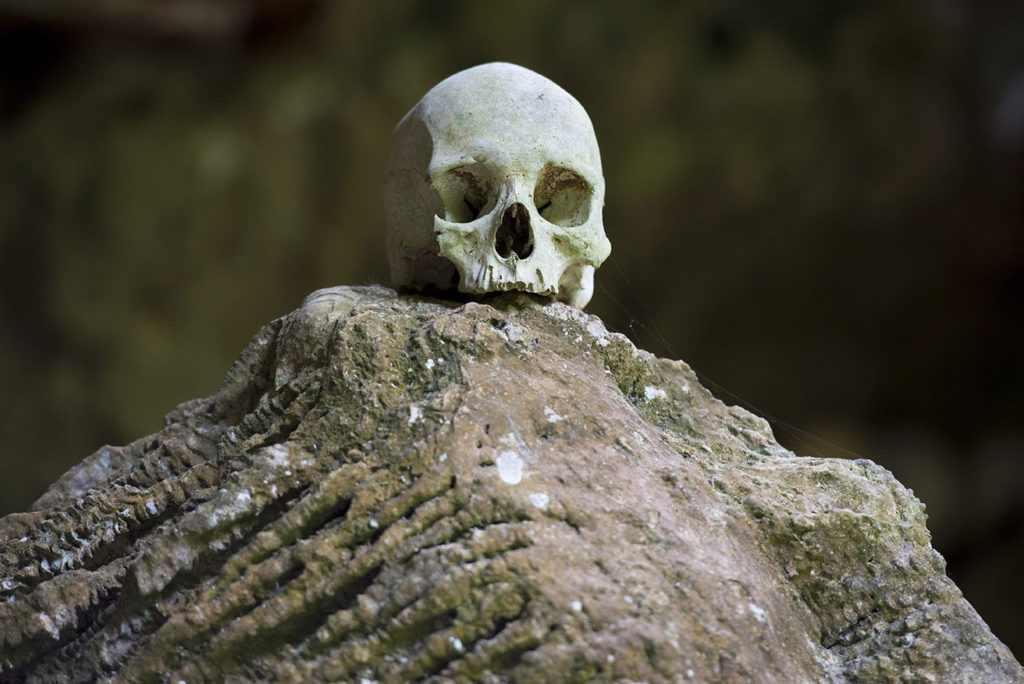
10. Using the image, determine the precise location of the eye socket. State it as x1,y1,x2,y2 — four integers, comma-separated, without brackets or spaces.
533,164,592,227
435,163,497,223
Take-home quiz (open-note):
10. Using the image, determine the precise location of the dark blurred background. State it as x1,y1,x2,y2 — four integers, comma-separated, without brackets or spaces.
1,0,1021,657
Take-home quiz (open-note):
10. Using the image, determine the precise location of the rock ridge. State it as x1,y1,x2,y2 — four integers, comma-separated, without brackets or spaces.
0,286,1019,682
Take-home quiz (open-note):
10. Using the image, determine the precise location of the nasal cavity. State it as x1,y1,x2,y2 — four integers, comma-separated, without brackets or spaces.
495,202,534,260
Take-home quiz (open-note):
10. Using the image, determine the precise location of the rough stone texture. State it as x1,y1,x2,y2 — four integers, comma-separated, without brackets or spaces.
1,286,1020,683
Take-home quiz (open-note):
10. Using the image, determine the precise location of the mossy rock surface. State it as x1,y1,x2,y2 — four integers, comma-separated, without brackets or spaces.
1,287,1019,682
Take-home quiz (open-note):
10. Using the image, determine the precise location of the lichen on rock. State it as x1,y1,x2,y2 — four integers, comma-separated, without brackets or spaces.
1,286,1020,682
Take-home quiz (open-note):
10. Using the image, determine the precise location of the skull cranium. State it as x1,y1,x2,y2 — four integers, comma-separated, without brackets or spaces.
384,62,611,309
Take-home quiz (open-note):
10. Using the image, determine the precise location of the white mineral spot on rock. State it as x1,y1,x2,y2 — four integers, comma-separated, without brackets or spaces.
511,323,529,341
624,595,634,605
586,318,608,343
529,492,549,509
236,490,251,505
686,669,695,678
439,453,448,463
571,600,583,612
145,500,158,516
496,451,524,485
607,654,615,663
38,613,59,639
449,636,464,652
369,518,379,529
543,406,563,422
747,602,768,623
547,305,574,322
409,405,422,424
425,358,435,370
644,386,667,402
681,382,691,394
265,444,290,467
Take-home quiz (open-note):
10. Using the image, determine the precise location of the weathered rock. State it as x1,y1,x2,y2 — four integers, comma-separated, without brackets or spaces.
0,286,1019,682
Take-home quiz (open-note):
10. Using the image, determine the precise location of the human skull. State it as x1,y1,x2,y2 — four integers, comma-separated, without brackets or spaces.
384,62,610,309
